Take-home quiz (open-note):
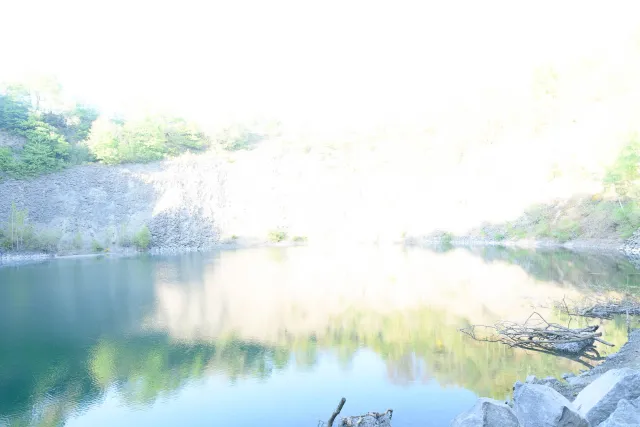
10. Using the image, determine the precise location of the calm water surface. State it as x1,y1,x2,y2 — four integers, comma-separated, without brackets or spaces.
1,245,639,427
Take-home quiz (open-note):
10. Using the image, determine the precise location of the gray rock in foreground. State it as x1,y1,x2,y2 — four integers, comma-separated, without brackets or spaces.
513,384,588,427
598,398,640,427
573,368,640,426
450,398,521,427
519,375,575,401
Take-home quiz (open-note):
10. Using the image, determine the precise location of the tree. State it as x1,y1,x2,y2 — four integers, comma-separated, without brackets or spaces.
0,94,29,131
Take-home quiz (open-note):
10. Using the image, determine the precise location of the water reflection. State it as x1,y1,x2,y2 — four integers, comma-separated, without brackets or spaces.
0,247,638,426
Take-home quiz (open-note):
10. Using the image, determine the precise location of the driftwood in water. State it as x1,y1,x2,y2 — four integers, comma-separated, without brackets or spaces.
322,398,393,427
460,312,614,354
556,295,640,320
327,398,346,427
341,410,393,427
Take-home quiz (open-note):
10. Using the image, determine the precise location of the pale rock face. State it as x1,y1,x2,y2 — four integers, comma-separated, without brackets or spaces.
573,368,640,426
450,398,521,427
513,384,588,427
598,397,640,427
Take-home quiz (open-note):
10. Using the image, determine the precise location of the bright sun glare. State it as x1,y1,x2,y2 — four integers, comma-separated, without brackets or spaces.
2,0,637,130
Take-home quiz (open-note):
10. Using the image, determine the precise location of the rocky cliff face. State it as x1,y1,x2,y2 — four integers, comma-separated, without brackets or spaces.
0,137,638,253
0,130,26,150
0,153,225,250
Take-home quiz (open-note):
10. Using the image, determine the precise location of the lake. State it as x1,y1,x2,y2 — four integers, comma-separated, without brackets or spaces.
1,245,639,427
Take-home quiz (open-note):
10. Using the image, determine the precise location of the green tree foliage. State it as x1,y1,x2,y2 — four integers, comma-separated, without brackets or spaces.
1,76,263,177
133,225,152,250
0,93,30,130
604,135,640,198
86,116,210,164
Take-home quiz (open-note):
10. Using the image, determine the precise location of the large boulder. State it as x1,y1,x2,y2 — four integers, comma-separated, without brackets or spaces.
450,398,521,427
513,384,588,427
573,368,640,426
598,398,640,427
517,375,575,401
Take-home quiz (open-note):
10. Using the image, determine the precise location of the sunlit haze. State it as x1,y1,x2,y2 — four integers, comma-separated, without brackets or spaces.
2,0,638,130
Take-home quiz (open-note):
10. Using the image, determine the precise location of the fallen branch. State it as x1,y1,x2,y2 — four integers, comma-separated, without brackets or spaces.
328,397,346,427
556,294,640,320
460,311,614,355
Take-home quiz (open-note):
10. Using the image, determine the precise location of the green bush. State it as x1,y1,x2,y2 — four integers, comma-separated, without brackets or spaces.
86,116,210,165
551,219,581,243
604,135,640,198
92,239,104,252
613,201,640,238
73,232,83,250
28,229,60,253
292,236,308,243
441,232,453,245
132,225,152,250
117,223,133,247
267,230,288,243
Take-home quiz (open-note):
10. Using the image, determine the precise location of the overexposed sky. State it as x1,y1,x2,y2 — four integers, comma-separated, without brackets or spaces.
1,0,638,128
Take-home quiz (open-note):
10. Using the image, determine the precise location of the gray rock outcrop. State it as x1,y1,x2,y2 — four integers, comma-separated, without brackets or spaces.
519,375,575,401
598,398,640,427
513,384,588,427
450,398,521,427
573,368,640,426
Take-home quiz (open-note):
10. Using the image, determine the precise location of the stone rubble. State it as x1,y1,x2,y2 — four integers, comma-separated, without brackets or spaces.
450,368,640,427
450,398,521,427
573,368,640,426
513,383,588,427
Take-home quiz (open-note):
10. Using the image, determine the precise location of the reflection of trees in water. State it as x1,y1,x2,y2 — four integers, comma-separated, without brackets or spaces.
464,246,640,291
2,306,634,425
2,248,639,425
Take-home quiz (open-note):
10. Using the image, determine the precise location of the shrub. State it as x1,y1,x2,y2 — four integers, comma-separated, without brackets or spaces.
92,239,104,252
441,232,453,245
551,219,581,243
604,135,640,198
267,230,288,243
132,225,151,250
292,236,308,243
28,229,60,253
613,201,640,238
86,116,210,165
117,223,132,247
73,232,83,250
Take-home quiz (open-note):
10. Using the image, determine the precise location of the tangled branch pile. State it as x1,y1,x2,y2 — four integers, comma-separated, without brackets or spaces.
460,312,614,354
319,398,393,427
556,295,640,320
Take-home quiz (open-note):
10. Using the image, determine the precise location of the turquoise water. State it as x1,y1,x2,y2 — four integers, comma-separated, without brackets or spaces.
1,246,638,426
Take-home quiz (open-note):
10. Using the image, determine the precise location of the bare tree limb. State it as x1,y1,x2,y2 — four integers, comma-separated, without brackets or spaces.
328,397,346,427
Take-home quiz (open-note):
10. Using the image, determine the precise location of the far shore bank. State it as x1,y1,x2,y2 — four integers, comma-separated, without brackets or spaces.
0,235,637,268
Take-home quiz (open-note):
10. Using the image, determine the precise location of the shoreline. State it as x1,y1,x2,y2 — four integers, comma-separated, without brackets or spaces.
0,236,634,268
0,239,309,267
448,329,640,427
405,235,627,254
